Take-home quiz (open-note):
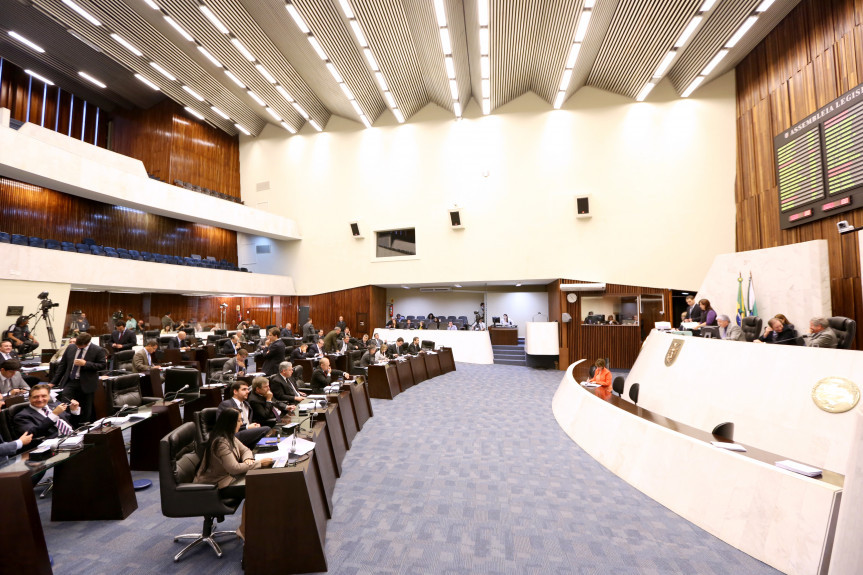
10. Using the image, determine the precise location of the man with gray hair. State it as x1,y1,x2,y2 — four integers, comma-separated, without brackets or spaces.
269,361,306,404
717,315,746,341
805,317,839,348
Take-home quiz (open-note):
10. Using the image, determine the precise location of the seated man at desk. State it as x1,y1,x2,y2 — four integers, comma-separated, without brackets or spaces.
290,343,312,363
388,338,407,357
248,376,292,427
222,349,250,380
717,315,746,341
222,334,241,356
447,321,458,331
0,359,29,396
310,357,351,394
280,323,294,338
132,339,159,373
270,362,306,405
804,317,839,349
359,345,377,368
14,384,81,443
0,339,19,361
0,421,32,465
754,317,798,344
167,330,193,357
309,339,326,358
371,333,383,348
110,322,136,352
217,381,270,449
408,337,422,354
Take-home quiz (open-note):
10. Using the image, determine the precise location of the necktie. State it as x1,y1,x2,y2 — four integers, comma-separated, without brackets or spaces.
146,351,151,366
71,347,85,380
45,407,73,436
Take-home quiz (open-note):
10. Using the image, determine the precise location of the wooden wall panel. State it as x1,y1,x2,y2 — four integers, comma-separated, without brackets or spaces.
0,177,238,264
111,99,240,198
736,0,863,349
307,286,372,337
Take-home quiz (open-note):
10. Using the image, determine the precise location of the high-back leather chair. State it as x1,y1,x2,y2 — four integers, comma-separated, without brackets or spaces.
106,374,159,412
193,408,219,456
112,349,135,371
828,316,857,350
205,358,230,382
740,316,763,342
629,383,640,404
421,340,435,350
0,402,31,442
712,422,735,441
612,376,625,397
165,367,201,399
158,422,240,562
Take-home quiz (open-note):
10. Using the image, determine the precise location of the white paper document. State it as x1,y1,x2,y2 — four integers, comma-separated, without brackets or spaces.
40,435,85,449
775,460,822,477
711,441,747,452
254,436,315,461
581,382,600,388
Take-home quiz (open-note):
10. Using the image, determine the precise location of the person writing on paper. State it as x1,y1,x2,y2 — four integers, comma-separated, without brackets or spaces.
194,408,273,540
587,358,612,401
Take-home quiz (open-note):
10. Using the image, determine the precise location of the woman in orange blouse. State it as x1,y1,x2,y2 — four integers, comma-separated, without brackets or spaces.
588,358,612,400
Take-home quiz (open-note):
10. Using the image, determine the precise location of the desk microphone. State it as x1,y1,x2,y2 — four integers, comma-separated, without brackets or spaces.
114,403,138,417
165,385,189,401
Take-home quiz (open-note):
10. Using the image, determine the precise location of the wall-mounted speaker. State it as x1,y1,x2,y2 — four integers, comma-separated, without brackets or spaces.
562,312,572,323
349,221,363,238
576,195,591,219
449,208,464,229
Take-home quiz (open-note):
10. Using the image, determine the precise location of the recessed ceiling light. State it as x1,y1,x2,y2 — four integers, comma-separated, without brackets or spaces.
726,16,758,48
439,28,451,54
199,5,230,34
285,3,310,34
653,51,676,78
164,15,194,42
292,102,309,119
393,108,405,123
681,76,704,97
515,283,522,287
182,85,205,101
635,82,655,102
553,91,566,109
453,101,462,117
340,83,354,100
197,45,222,68
374,71,388,91
384,91,396,108
477,0,489,27
326,62,342,83
62,0,101,26
280,121,297,134
234,123,251,135
337,0,354,18
482,98,490,115
210,106,230,119
142,0,159,9
674,16,702,48
184,106,205,120
247,90,265,106
454,284,462,288
134,73,160,90
349,20,367,47
149,61,176,81
8,31,45,53
230,37,255,61
110,33,143,57
363,48,379,71
265,107,282,121
360,115,371,128
224,70,246,88
25,69,54,85
78,71,106,88
256,64,276,83
309,119,322,131
276,85,294,102
307,36,328,60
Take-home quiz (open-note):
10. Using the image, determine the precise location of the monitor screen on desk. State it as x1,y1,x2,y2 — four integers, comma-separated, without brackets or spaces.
701,326,720,339
492,317,500,325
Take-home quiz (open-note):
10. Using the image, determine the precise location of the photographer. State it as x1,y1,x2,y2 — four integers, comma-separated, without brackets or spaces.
6,316,38,356
69,311,90,336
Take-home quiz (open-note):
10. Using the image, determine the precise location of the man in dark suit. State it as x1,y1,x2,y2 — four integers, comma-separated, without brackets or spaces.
257,328,286,376
248,376,292,427
166,330,192,352
221,334,240,356
14,384,81,444
221,349,249,380
217,381,269,449
408,337,422,354
110,322,136,352
53,332,107,423
280,323,294,338
302,319,315,342
290,343,310,361
371,332,383,348
310,357,351,394
308,339,326,358
270,362,306,405
0,339,19,362
388,337,407,357
684,295,703,323
359,345,377,368
335,316,347,331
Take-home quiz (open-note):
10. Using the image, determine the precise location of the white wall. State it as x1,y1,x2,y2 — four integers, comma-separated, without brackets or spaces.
239,73,737,295
486,292,549,337
0,279,71,351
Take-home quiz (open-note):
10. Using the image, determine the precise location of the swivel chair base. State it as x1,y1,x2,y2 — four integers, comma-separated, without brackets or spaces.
172,516,236,562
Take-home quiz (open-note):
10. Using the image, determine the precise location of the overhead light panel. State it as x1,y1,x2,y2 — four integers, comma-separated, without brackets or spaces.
210,106,230,119
143,0,159,9
164,16,194,41
573,10,591,42
359,115,371,128
255,64,276,83
8,31,45,53
292,102,309,119
480,56,490,78
78,71,106,88
384,91,396,108
265,107,282,121
681,76,704,97
559,69,573,91
230,37,255,61
339,83,354,99
565,43,581,69
280,121,297,134
453,101,461,117
350,100,363,115
393,109,405,123
699,0,717,10
479,28,489,54
135,73,160,90
247,90,265,106
444,56,455,79
234,123,251,135
701,49,728,75
439,28,451,54
184,106,205,120
224,70,246,88
553,91,565,109
481,78,490,98
477,0,489,26
276,85,294,102
307,36,328,60
635,82,655,102
182,85,205,101
433,0,447,26
482,98,490,115
309,119,322,132
374,71,388,91
363,48,379,71
349,20,367,47
150,61,176,81
285,3,310,33
110,33,143,57
326,62,342,83
726,16,758,48
199,5,229,34
448,79,458,99
674,16,702,48
25,69,54,85
653,51,676,78
337,0,354,18
62,0,101,26
197,45,222,68
756,0,775,12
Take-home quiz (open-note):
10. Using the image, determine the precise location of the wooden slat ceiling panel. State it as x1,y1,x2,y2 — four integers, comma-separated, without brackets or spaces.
529,0,582,104
562,0,620,102
351,0,428,119
400,0,454,113
462,0,482,109
588,0,703,99
490,0,538,110
32,0,263,134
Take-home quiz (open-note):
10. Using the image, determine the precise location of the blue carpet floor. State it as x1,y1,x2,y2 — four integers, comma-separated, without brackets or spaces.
38,363,780,574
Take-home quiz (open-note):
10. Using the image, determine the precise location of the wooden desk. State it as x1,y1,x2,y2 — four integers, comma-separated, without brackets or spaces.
395,359,414,392
331,390,358,450
244,453,328,574
317,404,346,476
409,355,428,384
0,470,52,575
309,421,336,518
489,327,518,345
129,401,182,471
142,368,163,398
422,352,442,378
347,379,371,430
438,347,456,373
367,363,400,400
326,353,348,372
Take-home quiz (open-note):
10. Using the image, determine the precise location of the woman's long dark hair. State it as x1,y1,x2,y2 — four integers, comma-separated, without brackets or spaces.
201,408,240,470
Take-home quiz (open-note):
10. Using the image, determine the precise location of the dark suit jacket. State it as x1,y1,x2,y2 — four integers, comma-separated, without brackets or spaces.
258,339,286,376
13,404,77,440
686,304,703,322
335,321,347,331
309,343,325,356
52,343,108,392
221,357,245,378
270,373,302,402
290,348,310,361
217,398,253,430
166,337,189,350
359,351,374,367
310,367,345,393
110,329,136,351
221,340,239,355
407,343,421,354
302,322,315,339
248,390,285,426
280,328,294,338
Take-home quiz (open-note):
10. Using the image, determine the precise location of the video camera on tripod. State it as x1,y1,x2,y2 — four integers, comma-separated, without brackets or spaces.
36,291,59,315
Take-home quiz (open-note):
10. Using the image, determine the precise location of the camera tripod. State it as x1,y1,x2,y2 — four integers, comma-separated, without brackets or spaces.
28,306,58,349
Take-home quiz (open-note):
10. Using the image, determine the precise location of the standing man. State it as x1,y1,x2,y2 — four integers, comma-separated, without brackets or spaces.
302,318,315,342
257,328,286,377
7,316,39,356
217,381,270,449
322,327,342,353
161,312,173,330
110,322,136,351
684,296,702,323
125,314,138,333
70,312,90,336
133,339,159,373
53,333,107,423
336,316,347,331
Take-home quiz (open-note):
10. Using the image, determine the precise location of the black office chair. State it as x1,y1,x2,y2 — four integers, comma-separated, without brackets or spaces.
193,408,219,456
712,422,734,441
144,330,160,339
828,316,857,350
165,367,201,399
421,340,435,350
112,349,135,371
628,383,640,405
216,338,232,356
740,316,763,342
347,350,365,375
612,376,625,397
213,329,227,337
158,422,240,562
106,374,159,413
205,358,230,382
159,336,175,349
588,365,596,379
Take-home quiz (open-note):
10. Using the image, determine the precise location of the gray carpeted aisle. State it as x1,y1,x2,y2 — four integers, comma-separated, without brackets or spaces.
39,363,780,574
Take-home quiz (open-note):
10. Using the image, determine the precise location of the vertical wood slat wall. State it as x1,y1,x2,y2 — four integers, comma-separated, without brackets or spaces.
735,0,863,349
111,99,241,199
0,56,109,148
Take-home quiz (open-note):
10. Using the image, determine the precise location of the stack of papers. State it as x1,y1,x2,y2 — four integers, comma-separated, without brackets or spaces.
41,435,85,450
775,460,822,477
90,415,131,427
254,436,315,461
711,441,747,452
581,382,600,388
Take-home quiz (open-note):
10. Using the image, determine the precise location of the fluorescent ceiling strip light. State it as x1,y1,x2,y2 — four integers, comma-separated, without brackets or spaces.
143,0,159,9
234,123,251,135
433,0,447,27
78,71,106,88
182,85,204,101
210,106,230,119
559,69,573,91
374,71,388,91
135,73,159,90
726,16,758,48
280,121,297,134
653,51,676,78
199,5,229,34
276,85,293,102
701,49,728,75
292,102,309,119
635,82,655,102
184,106,205,120
439,28,451,54
62,0,101,26
164,16,194,41
574,10,592,42
8,31,45,53
480,56,490,78
309,119,322,131
482,98,490,115
681,76,704,97
25,69,54,85
445,56,455,79
360,115,371,128
266,107,282,121
224,70,246,88
699,0,717,10
111,33,143,57
478,0,489,27
338,0,354,19
349,20,368,47
285,3,310,34
247,90,265,106
256,64,276,83
150,61,176,81
230,37,255,61
481,79,490,98
197,45,222,68
326,62,343,83
453,101,462,117
756,0,775,12
553,91,565,109
350,100,363,115
307,36,328,60
340,83,354,99
67,29,101,51
565,42,581,68
674,16,702,48
393,108,405,123
363,48,379,71
449,80,459,99
479,28,489,55
384,91,396,108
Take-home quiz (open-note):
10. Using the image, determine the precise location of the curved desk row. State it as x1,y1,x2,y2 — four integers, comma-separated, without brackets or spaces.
366,348,456,399
553,363,842,575
374,328,493,364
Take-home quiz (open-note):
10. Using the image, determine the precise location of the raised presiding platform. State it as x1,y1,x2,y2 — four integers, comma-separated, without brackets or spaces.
375,328,493,364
